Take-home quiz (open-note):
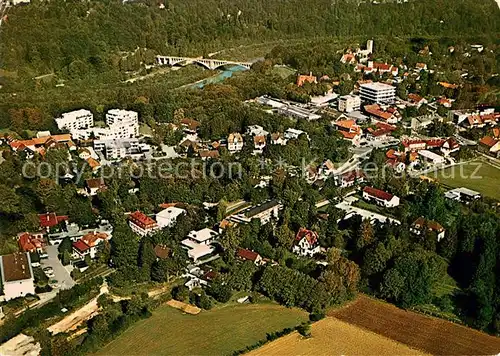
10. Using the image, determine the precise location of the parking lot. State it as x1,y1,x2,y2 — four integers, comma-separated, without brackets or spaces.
40,245,75,291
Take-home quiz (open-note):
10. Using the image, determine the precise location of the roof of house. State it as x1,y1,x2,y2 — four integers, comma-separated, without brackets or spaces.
180,118,200,131
73,240,90,253
363,186,394,201
402,139,425,147
341,169,365,183
412,217,444,232
493,128,500,138
323,159,335,171
364,104,394,121
296,73,317,87
228,132,243,143
199,150,220,159
154,245,171,259
254,135,266,145
128,211,157,229
295,228,319,246
86,157,100,169
438,82,458,89
408,93,425,103
86,178,106,189
18,233,44,252
236,248,260,262
479,136,498,147
245,200,281,218
271,132,284,141
81,232,109,247
1,253,32,282
39,213,68,228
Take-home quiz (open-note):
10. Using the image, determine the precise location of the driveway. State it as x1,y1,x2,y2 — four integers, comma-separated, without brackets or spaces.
40,245,75,291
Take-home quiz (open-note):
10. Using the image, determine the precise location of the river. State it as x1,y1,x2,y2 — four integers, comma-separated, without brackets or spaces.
188,65,249,89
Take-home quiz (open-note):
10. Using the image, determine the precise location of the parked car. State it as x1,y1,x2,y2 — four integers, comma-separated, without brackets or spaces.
31,262,41,268
39,252,49,259
42,266,53,272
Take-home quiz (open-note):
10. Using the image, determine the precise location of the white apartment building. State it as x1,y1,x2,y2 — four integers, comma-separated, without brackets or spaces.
338,95,361,112
360,82,396,104
0,253,35,301
94,138,150,160
55,109,94,132
106,109,140,139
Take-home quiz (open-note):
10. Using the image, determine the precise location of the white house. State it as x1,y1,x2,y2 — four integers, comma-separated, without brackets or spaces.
156,207,186,229
55,109,94,132
128,211,159,237
418,150,445,165
284,128,309,141
362,186,400,208
253,135,266,153
292,228,321,257
0,253,35,301
181,228,218,262
229,200,283,225
72,232,111,260
228,133,244,153
334,169,365,188
271,132,287,145
410,217,446,242
247,125,269,137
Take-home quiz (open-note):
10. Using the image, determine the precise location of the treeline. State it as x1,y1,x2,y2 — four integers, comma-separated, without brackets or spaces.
1,0,499,84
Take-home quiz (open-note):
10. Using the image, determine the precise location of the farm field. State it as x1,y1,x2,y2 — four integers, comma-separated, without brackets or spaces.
96,303,308,356
329,294,500,355
248,317,424,356
432,160,500,200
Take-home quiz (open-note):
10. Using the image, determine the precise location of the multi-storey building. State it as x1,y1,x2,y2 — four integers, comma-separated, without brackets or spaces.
55,109,94,132
360,82,395,104
338,95,361,112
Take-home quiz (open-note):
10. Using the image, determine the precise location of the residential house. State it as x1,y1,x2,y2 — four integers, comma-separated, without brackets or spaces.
340,53,357,65
441,138,460,156
415,63,428,71
86,157,101,172
229,200,283,225
284,128,309,141
364,104,400,124
228,133,244,153
85,178,107,196
444,187,481,203
181,228,218,262
253,135,266,153
410,217,446,242
154,245,171,260
407,93,428,107
78,148,91,160
17,232,45,253
199,150,220,160
39,213,68,231
292,228,321,257
72,232,110,260
334,169,365,188
436,98,453,108
366,122,397,140
247,125,269,137
418,150,446,165
402,139,426,153
318,160,336,179
156,207,186,229
128,211,159,237
296,72,317,87
236,248,263,265
362,186,400,208
479,136,498,154
180,118,201,134
271,132,287,145
0,253,35,301
334,119,363,143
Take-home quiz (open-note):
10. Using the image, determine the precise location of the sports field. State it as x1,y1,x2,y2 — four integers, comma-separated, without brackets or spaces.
329,295,500,355
248,317,424,356
432,160,500,200
96,303,308,356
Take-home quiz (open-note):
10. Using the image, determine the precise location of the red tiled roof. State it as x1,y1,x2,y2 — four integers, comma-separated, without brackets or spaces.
412,217,444,232
295,228,319,245
297,74,317,87
363,186,394,201
493,128,500,138
128,211,157,230
81,232,109,247
236,248,260,262
341,169,365,183
18,232,44,252
425,139,446,148
73,240,90,253
154,245,171,259
39,213,68,228
364,104,394,121
402,139,425,147
479,136,498,147
408,93,425,103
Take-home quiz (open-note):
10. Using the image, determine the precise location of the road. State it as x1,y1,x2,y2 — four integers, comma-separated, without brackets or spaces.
41,245,75,291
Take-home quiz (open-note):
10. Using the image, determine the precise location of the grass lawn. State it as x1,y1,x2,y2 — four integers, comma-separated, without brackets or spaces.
432,160,500,200
96,303,308,356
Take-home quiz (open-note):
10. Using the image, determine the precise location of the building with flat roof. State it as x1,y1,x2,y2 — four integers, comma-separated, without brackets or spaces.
338,95,361,113
55,109,94,132
418,150,445,165
94,138,151,160
229,200,283,225
278,105,321,121
0,253,35,301
181,228,218,261
360,82,396,104
156,207,186,229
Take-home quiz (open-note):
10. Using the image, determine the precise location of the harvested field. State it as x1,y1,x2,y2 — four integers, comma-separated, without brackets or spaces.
329,294,500,355
165,299,201,315
248,317,424,356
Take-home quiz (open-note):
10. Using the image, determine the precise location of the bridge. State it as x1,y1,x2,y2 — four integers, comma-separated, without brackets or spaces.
156,55,253,70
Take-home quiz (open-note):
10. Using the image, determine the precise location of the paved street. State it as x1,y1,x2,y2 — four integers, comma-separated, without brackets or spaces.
40,245,75,291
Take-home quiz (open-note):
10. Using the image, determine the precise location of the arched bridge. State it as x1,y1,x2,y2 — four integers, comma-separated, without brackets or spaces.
156,56,253,70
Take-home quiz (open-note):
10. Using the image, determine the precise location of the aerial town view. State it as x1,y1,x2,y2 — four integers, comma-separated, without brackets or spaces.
0,0,499,355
